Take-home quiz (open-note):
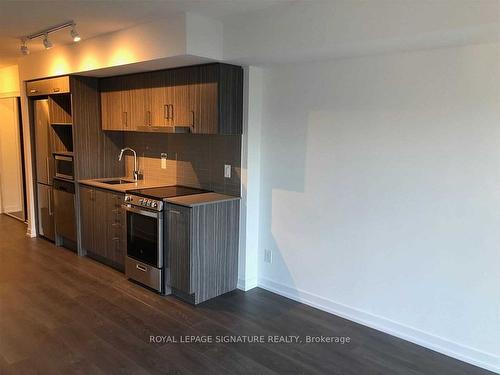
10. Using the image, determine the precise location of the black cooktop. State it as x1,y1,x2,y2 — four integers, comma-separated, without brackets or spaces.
127,185,210,200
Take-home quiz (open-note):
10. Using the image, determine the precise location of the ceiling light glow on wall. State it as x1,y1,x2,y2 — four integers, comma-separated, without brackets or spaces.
19,21,81,54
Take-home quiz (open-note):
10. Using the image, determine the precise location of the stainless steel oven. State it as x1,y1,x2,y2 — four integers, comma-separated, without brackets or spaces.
123,196,165,293
123,186,208,295
53,153,74,180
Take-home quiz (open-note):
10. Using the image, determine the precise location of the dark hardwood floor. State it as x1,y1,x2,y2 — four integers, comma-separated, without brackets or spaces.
0,214,494,375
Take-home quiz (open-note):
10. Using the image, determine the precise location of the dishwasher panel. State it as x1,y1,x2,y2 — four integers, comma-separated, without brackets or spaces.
53,178,76,243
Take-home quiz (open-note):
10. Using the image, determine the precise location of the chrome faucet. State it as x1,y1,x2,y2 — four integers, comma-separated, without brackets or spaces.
118,147,141,181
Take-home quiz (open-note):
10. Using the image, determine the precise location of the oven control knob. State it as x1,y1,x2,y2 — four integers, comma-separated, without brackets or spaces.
124,196,131,202
147,200,152,207
152,202,158,208
139,198,144,204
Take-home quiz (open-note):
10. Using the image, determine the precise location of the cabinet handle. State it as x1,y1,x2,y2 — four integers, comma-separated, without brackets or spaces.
53,88,60,93
29,89,37,94
170,104,174,122
122,112,128,128
164,105,169,120
147,111,151,126
136,264,147,272
191,110,195,131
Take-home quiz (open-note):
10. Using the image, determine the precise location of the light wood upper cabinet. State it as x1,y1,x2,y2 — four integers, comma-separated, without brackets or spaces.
147,69,191,128
122,74,148,130
189,65,218,134
101,75,147,131
148,70,172,127
27,76,70,96
171,67,192,127
100,63,243,134
101,77,123,131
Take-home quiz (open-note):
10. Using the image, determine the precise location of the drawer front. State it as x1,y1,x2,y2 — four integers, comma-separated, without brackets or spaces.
125,256,162,292
107,191,126,269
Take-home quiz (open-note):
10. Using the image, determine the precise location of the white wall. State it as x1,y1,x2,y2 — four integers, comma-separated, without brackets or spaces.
0,67,21,215
0,65,20,98
238,66,263,290
256,42,500,372
0,97,23,215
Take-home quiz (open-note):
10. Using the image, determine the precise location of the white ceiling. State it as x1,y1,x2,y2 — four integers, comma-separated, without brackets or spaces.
0,0,280,68
222,0,500,65
3,0,500,70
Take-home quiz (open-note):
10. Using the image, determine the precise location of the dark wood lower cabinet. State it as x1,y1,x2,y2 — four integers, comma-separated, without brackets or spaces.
167,205,191,294
106,191,126,269
167,199,240,304
80,185,125,271
79,186,94,253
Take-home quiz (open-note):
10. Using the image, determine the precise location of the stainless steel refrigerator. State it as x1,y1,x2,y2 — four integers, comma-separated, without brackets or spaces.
34,99,55,241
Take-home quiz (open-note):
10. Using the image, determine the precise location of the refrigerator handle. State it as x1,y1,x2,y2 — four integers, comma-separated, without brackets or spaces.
46,157,51,184
48,189,53,216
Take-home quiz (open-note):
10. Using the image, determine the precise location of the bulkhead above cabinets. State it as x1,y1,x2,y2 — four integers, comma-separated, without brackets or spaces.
100,63,243,135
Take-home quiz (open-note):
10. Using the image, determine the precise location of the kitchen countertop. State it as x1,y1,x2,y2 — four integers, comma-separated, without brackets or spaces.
165,192,240,207
78,178,172,193
79,178,240,207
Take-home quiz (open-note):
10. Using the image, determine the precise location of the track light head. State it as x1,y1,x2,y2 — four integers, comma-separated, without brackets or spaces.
20,39,29,55
43,33,53,49
70,24,80,42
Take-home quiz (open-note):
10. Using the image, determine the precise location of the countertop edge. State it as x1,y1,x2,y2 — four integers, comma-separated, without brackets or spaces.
78,178,171,193
165,193,241,208
78,180,241,207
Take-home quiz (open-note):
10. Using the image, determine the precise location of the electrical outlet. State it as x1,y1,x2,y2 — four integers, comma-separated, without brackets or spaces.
224,164,231,179
161,153,167,169
264,249,272,264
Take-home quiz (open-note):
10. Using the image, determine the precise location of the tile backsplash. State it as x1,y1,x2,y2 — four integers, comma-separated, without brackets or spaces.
122,132,241,196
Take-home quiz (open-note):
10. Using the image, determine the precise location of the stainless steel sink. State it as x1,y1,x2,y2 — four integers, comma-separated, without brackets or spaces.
100,179,135,185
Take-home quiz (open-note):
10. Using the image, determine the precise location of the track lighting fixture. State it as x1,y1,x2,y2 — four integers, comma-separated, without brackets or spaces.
20,39,29,55
70,24,81,42
20,21,81,54
43,34,53,49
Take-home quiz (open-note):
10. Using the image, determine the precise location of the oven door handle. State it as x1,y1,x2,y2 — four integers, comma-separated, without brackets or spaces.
122,204,162,218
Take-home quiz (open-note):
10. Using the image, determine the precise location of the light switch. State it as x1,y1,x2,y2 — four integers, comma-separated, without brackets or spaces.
224,164,231,178
264,249,272,263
